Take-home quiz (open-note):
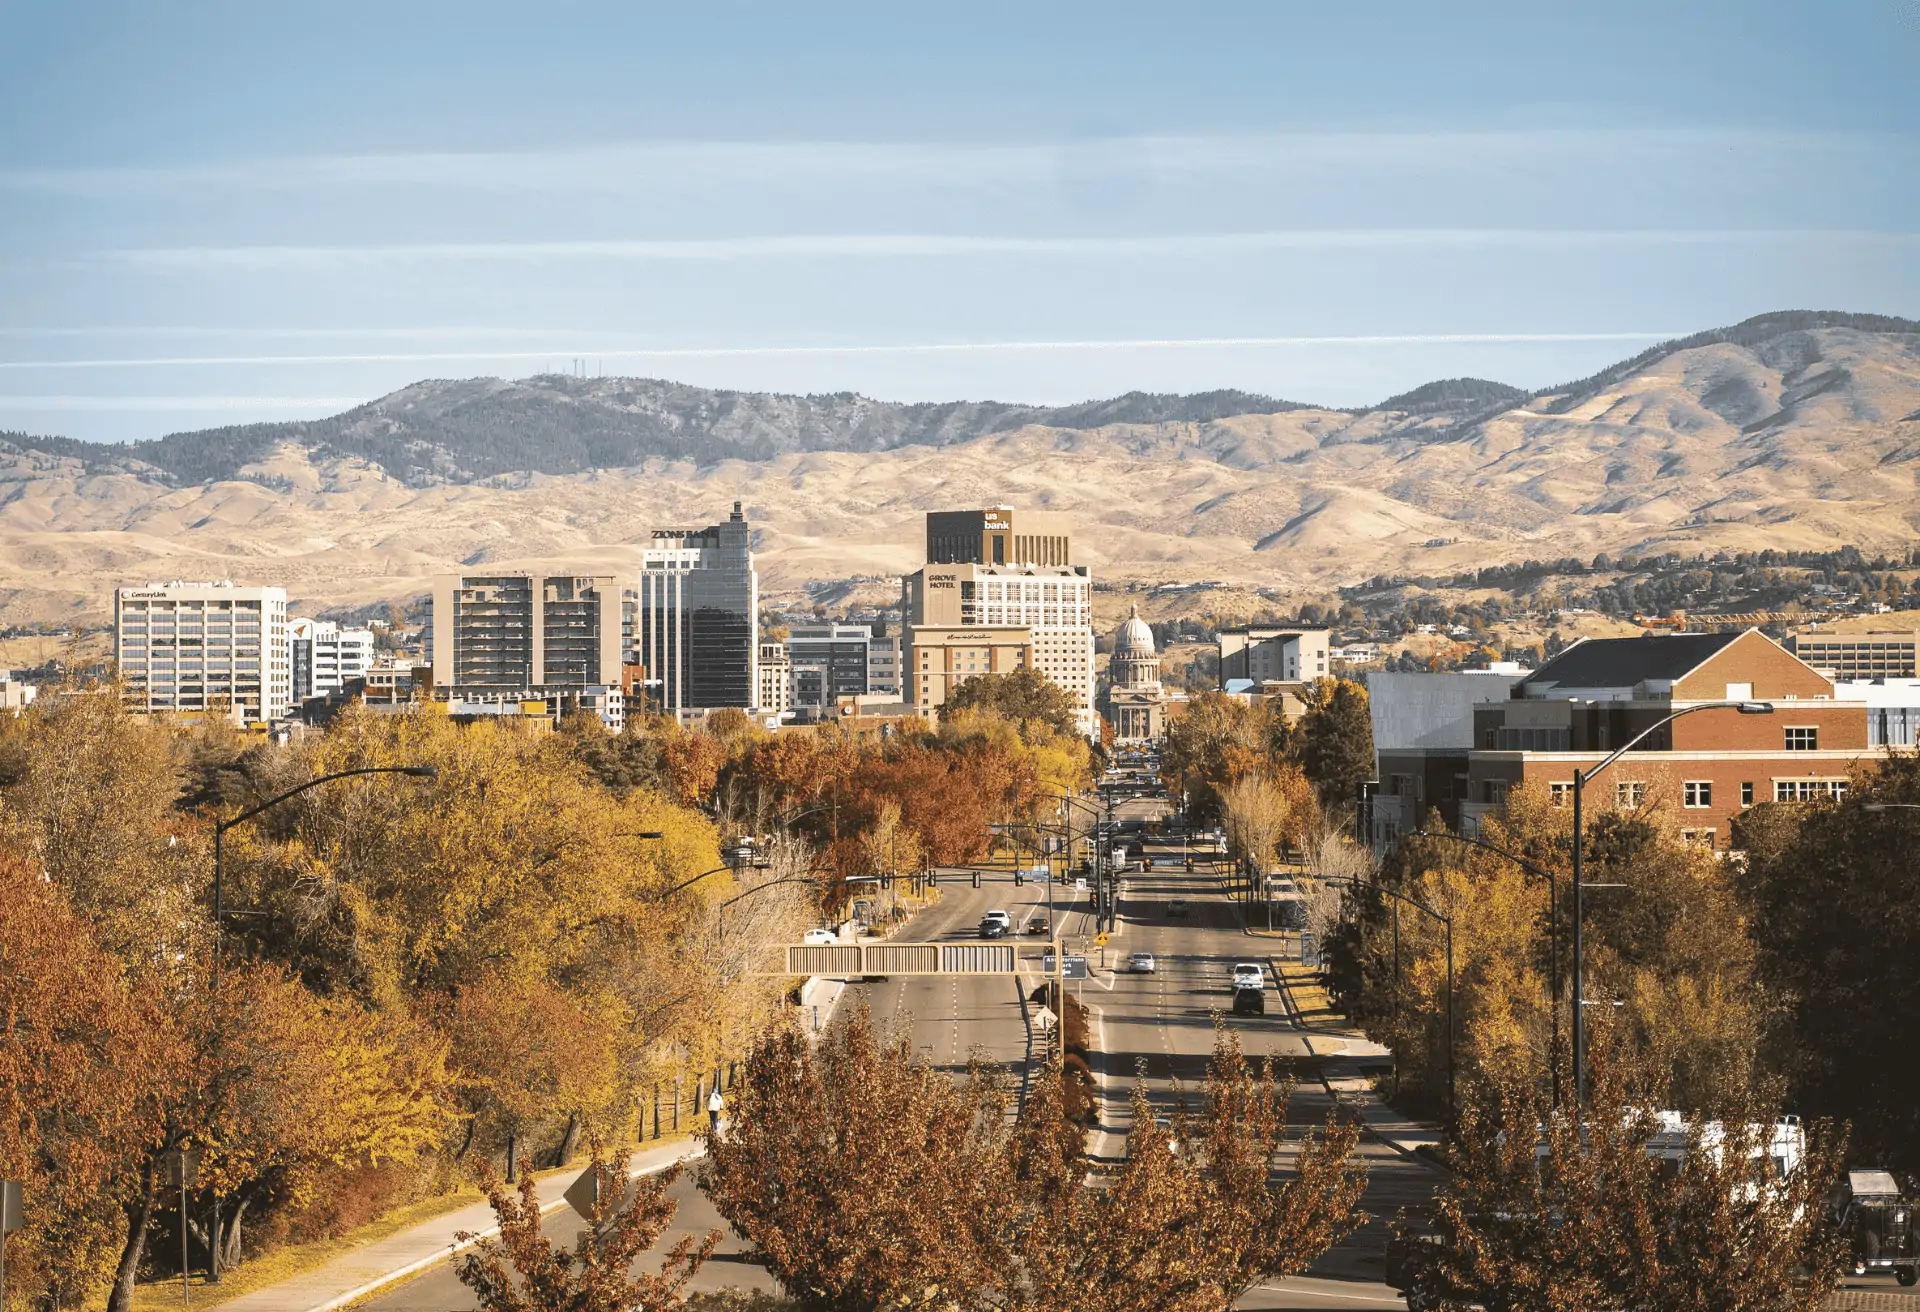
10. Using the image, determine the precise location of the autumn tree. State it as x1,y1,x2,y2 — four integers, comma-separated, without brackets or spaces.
941,665,1079,742
1738,751,1920,1175
1007,1033,1366,1311
1297,676,1374,813
456,1150,716,1312
1159,692,1277,823
699,1009,1013,1312
704,1016,1367,1312
0,853,177,1307
1219,766,1313,872
1411,1042,1846,1312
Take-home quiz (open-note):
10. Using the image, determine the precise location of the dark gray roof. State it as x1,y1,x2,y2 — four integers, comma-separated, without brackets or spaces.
1519,632,1743,692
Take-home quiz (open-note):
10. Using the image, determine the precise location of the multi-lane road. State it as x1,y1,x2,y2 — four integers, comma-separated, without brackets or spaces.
362,764,1433,1311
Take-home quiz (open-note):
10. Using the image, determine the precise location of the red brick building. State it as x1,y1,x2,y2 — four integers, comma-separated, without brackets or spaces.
1458,630,1878,849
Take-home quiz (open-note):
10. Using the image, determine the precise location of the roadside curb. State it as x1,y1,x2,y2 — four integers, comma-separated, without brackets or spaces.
1269,957,1442,1174
222,1144,703,1312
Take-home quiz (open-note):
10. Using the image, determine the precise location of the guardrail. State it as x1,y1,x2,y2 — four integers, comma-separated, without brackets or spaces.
783,941,1045,976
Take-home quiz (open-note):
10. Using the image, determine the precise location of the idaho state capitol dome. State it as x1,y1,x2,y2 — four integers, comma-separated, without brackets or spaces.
1111,604,1161,688
1114,605,1156,659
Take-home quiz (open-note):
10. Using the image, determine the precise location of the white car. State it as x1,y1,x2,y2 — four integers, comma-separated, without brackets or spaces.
1128,952,1157,974
982,909,1013,930
802,928,838,946
1232,963,1265,990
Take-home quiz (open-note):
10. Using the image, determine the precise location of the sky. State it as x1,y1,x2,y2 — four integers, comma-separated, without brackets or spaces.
1,0,1916,443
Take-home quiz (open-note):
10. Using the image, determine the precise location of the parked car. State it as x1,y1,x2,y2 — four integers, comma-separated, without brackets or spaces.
1128,952,1157,974
801,928,837,946
1167,897,1190,917
1831,1169,1919,1284
1232,963,1265,990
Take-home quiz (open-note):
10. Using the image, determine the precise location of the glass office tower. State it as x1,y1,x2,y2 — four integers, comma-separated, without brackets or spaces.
632,502,759,715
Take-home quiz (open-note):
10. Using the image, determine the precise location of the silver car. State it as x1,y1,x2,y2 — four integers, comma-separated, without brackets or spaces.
1128,952,1157,974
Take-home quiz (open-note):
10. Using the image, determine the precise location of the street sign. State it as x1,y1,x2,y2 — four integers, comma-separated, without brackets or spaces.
1033,1005,1058,1031
1093,931,1109,948
1043,953,1090,979
166,1148,199,1189
0,1179,22,1233
564,1166,605,1221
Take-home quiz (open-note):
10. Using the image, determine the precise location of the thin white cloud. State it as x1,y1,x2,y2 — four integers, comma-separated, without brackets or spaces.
0,332,1683,371
1,129,1899,196
99,228,1917,271
0,395,361,410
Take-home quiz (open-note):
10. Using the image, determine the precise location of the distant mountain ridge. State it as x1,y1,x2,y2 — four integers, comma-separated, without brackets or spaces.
5,311,1913,488
1,309,1916,626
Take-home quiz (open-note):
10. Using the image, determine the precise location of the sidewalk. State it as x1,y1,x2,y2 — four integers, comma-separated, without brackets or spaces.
1271,957,1444,1162
219,1138,701,1312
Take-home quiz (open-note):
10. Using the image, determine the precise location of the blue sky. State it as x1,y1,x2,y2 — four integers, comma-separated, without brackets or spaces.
2,1,1916,442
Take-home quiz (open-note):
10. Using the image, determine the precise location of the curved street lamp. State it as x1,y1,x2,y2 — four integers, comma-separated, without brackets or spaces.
1321,874,1455,1120
207,763,437,1281
1409,828,1561,1106
1568,699,1772,1104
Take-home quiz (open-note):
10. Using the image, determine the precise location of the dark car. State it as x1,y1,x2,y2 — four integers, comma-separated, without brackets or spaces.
1831,1170,1919,1284
1167,897,1191,917
979,918,1007,939
1230,984,1265,1015
1025,918,1051,935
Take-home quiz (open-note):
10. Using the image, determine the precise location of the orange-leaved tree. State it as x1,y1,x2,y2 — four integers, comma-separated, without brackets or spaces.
455,1148,716,1312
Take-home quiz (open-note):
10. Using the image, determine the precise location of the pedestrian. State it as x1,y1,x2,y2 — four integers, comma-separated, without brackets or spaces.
708,1085,724,1137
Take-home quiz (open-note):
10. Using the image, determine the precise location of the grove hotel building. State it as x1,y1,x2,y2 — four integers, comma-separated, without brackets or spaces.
114,581,292,723
902,558,1096,736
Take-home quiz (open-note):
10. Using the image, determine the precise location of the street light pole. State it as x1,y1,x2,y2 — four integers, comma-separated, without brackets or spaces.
1569,699,1772,1105
1410,829,1561,1106
1321,875,1454,1119
206,764,435,1281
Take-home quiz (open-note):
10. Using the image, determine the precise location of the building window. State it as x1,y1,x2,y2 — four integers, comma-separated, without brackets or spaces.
1549,781,1572,808
1774,779,1848,802
1616,781,1646,810
1683,781,1712,809
1741,781,1754,806
1679,829,1716,850
1784,726,1817,751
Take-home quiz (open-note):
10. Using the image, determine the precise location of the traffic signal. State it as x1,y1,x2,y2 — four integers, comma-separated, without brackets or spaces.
972,870,981,889
927,870,938,887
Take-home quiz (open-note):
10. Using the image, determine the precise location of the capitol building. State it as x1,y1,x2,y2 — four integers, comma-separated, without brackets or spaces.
1099,603,1172,742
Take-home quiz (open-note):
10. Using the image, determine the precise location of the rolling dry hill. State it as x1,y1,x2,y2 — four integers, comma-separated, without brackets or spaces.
2,311,1916,625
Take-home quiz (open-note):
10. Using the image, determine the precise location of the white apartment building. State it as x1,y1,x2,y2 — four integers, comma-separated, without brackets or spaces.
115,581,292,722
758,641,792,718
867,633,902,696
902,562,1097,737
288,617,375,701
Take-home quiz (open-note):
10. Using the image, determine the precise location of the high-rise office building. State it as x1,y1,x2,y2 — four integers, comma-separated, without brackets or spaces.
925,507,1073,568
904,509,1096,737
114,580,292,722
289,618,375,700
427,573,625,727
787,623,873,710
631,502,759,716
